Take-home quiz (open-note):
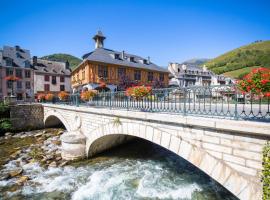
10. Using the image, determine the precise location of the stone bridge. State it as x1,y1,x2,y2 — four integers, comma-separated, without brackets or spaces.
43,103,270,200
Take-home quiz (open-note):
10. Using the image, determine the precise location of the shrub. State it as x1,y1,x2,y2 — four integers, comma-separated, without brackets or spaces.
125,85,152,100
45,93,54,101
80,90,98,101
263,142,270,200
237,67,270,97
0,103,10,118
0,118,12,135
58,91,69,101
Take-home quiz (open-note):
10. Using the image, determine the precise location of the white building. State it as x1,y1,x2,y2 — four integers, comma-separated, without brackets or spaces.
32,57,71,95
168,62,230,87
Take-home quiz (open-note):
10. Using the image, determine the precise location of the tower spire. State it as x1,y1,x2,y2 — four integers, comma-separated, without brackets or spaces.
93,30,106,49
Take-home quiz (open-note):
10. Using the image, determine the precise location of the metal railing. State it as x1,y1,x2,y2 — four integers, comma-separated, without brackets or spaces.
51,85,270,121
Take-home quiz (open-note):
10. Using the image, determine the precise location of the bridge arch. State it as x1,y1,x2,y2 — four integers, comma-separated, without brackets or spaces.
44,110,71,131
85,121,258,199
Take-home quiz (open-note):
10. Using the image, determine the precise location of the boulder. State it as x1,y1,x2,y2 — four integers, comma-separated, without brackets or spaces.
5,132,13,136
9,168,23,177
17,176,29,185
49,161,57,167
0,173,10,181
59,161,68,167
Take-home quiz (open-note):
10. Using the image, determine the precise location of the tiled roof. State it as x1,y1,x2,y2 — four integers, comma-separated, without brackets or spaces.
33,59,71,75
81,48,168,73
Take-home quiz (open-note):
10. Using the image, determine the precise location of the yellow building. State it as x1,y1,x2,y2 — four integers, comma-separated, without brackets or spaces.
71,31,169,91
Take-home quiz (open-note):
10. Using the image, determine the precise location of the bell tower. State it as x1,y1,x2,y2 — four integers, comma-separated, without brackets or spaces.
93,30,106,49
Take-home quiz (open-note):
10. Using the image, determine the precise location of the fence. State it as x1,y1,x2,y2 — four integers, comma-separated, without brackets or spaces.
55,85,270,121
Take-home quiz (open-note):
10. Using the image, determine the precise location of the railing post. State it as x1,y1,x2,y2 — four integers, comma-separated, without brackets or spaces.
76,93,79,107
127,96,129,111
234,86,238,119
150,91,153,112
183,88,187,116
109,92,112,109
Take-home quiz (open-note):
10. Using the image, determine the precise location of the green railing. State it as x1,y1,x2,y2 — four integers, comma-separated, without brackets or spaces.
51,85,270,121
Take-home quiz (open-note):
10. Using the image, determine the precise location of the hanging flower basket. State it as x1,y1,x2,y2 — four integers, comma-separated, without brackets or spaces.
37,93,46,102
5,75,20,81
80,90,98,101
45,93,54,101
237,67,270,97
58,91,69,101
125,85,152,100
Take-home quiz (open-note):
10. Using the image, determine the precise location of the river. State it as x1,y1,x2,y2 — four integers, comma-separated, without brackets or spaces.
0,129,238,200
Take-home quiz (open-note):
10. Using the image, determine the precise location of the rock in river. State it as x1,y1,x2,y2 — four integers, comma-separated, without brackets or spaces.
0,173,10,181
9,168,23,177
16,176,29,185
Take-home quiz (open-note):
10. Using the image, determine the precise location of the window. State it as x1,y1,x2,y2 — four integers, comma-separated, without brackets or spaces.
134,70,141,81
60,85,65,91
148,72,153,82
6,68,13,76
60,76,65,82
6,58,13,66
25,81,31,89
98,65,108,78
44,75,49,81
52,76,56,84
16,69,22,78
118,67,126,78
114,54,120,59
82,70,85,80
159,73,164,82
44,84,50,91
25,70,31,78
24,60,30,68
7,81,13,89
17,81,22,89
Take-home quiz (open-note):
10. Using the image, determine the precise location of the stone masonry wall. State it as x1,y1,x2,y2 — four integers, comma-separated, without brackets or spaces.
10,104,44,130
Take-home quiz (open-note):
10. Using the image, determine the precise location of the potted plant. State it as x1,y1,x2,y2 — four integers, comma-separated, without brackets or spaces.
37,93,46,102
125,85,152,100
237,67,270,99
58,91,69,101
80,90,98,105
45,93,54,102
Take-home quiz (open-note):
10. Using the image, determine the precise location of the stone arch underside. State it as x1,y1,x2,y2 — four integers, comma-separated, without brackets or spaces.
84,121,260,200
44,110,71,131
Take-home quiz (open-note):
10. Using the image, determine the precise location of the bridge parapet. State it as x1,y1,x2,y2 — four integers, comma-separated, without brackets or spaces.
43,104,270,200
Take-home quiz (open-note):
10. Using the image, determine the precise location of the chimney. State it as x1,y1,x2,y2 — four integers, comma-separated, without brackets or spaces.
65,60,70,69
147,56,150,64
122,51,125,60
33,56,37,66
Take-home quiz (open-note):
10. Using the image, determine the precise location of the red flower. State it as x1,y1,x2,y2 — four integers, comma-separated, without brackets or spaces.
261,79,269,85
5,75,20,81
265,92,270,97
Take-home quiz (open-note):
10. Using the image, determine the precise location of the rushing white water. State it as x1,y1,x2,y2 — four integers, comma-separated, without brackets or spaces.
0,140,238,200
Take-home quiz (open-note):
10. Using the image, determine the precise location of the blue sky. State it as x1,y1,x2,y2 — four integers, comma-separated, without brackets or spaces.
0,0,269,66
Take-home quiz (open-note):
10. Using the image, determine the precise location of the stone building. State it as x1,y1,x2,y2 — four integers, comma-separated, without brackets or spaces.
71,31,169,91
32,57,71,95
0,45,34,100
168,62,229,87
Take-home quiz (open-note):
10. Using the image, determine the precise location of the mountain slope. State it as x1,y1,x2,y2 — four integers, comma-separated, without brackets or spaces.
183,58,210,66
41,54,82,70
205,41,270,78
